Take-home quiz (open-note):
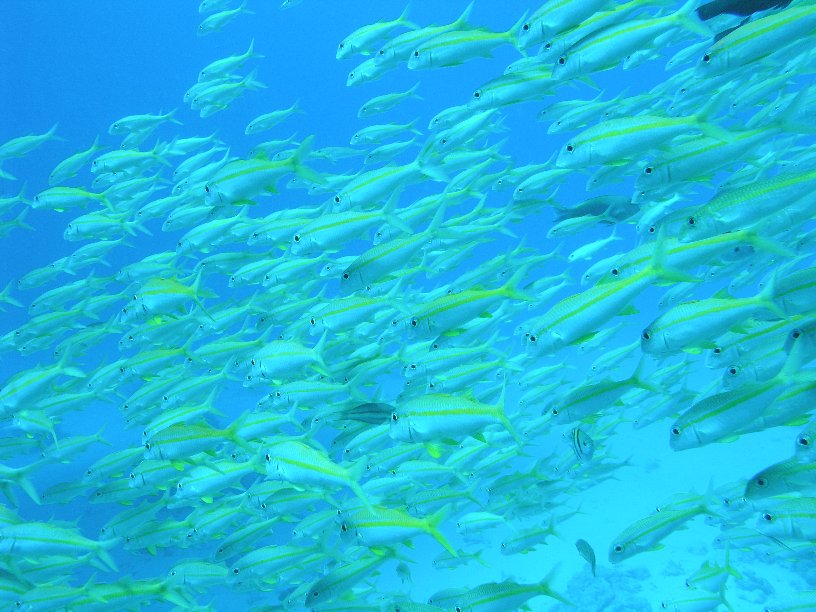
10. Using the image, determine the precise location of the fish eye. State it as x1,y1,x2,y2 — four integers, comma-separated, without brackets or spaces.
440,138,448,145
177,482,183,489
129,472,136,479
529,334,537,343
410,364,417,370
613,544,623,553
611,268,619,276
762,512,773,521
341,522,348,532
798,436,810,447
755,477,767,487
473,90,481,99
522,23,529,31
792,329,802,339
413,51,419,57
309,317,316,325
342,272,350,280
642,329,651,341
644,166,653,175
551,408,559,415
713,347,721,354
338,42,344,49
144,442,151,449
544,42,551,50
293,234,300,242
703,54,711,63
565,144,574,152
648,225,656,234
391,413,399,422
688,217,696,226
410,318,418,327
204,186,209,192
728,366,738,376
233,567,240,574
671,427,681,436
558,56,566,65
265,453,271,461
334,195,341,203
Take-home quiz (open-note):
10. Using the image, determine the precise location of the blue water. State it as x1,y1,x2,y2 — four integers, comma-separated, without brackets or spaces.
1,1,815,610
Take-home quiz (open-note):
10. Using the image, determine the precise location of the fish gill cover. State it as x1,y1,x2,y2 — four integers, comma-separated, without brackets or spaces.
0,0,815,610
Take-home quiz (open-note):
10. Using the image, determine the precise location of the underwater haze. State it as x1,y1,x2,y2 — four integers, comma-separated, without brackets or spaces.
1,0,816,610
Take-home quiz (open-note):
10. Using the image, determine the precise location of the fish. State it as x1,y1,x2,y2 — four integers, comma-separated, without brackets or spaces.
3,0,816,609
696,0,793,20
575,538,597,576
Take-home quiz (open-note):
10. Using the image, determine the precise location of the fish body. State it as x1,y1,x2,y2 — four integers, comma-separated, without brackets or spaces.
609,505,707,563
575,538,597,576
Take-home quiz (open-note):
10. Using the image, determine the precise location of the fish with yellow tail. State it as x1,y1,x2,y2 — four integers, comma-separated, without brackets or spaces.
340,503,457,556
264,439,374,511
389,381,521,452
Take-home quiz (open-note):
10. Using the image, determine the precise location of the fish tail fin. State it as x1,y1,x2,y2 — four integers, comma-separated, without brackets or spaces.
290,134,326,186
505,11,529,47
46,122,65,143
416,146,448,182
407,81,423,100
243,68,266,90
96,536,121,572
11,464,41,505
166,108,183,126
190,267,218,321
648,226,701,284
493,379,523,446
629,355,661,393
757,268,786,319
675,0,714,36
428,503,458,557
246,37,264,59
499,263,535,302
382,190,413,235
12,207,34,232
0,281,23,308
741,229,795,257
398,3,419,30
348,474,375,513
537,565,573,606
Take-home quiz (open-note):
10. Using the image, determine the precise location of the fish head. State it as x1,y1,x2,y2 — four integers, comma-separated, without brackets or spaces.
388,409,413,442
669,421,703,452
677,212,707,242
307,313,326,336
291,230,313,255
333,191,350,211
552,52,581,81
556,139,591,169
640,326,670,355
517,17,544,50
744,470,774,500
203,182,225,206
408,47,431,70
608,540,631,564
336,39,353,61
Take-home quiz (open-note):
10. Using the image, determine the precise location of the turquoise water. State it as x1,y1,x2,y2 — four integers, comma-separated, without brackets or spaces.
1,1,815,610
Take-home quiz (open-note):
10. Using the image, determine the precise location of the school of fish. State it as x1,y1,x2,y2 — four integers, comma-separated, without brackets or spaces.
1,0,816,610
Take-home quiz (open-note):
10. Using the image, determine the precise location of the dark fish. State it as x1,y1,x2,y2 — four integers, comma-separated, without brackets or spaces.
712,16,751,42
575,539,597,577
696,0,793,21
570,427,595,463
342,402,395,424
